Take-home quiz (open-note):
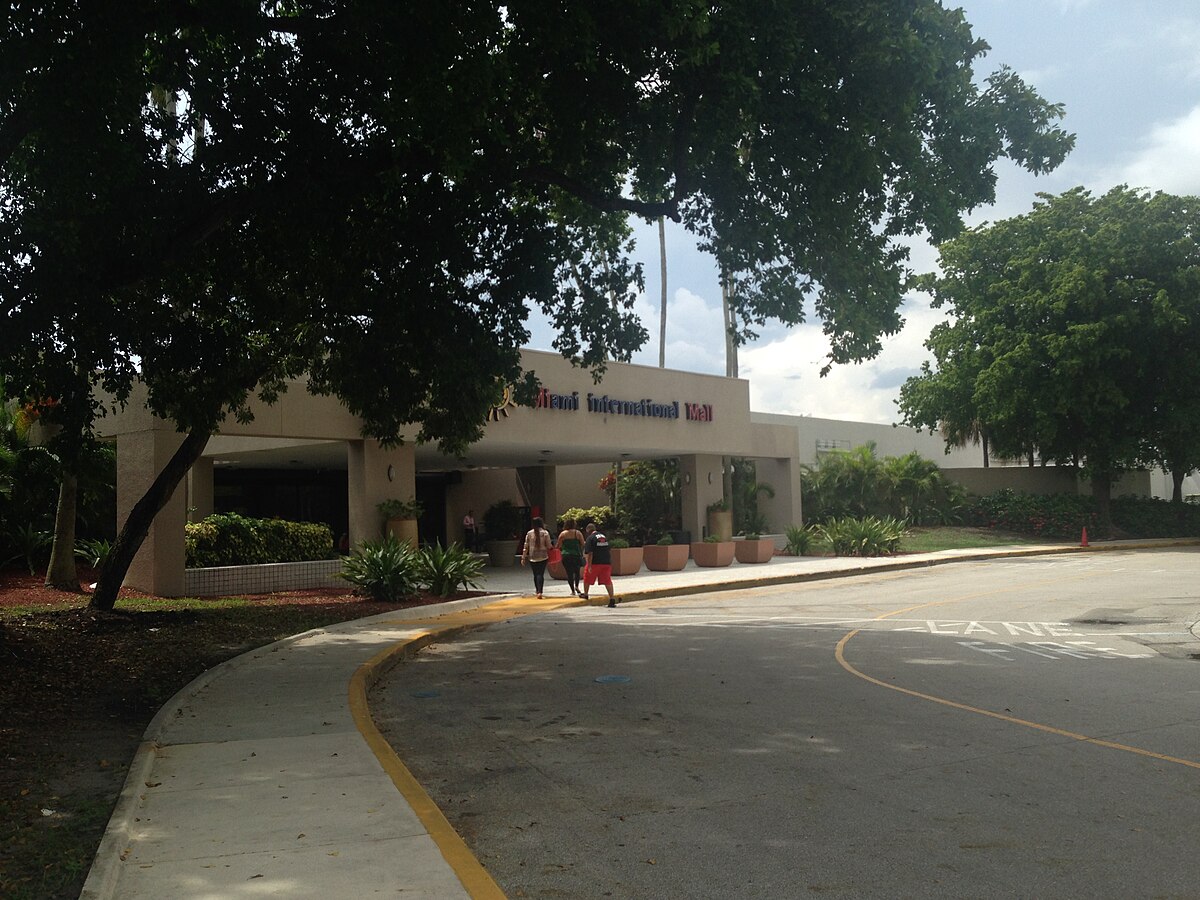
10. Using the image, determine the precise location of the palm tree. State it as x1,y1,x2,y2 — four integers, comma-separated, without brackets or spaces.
658,215,667,367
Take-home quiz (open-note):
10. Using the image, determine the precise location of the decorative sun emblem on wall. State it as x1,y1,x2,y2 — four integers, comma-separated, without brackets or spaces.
488,384,518,421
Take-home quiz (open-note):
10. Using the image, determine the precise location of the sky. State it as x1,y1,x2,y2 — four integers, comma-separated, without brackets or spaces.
526,1,1200,425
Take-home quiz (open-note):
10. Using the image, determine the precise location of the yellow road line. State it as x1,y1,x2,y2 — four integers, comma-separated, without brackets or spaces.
835,575,1200,771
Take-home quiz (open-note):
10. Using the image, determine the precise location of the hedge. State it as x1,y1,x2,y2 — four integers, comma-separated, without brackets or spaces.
185,512,335,568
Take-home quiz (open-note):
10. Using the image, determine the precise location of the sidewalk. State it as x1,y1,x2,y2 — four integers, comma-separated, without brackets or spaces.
81,539,1193,899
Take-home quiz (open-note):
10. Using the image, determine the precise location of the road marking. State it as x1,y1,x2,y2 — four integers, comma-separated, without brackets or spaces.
834,576,1200,772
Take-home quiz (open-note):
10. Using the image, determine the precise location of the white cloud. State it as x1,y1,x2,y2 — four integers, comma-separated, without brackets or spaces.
1110,105,1200,195
740,300,949,424
630,286,725,375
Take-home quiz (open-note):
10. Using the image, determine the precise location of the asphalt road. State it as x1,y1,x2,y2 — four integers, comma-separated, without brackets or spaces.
372,550,1200,899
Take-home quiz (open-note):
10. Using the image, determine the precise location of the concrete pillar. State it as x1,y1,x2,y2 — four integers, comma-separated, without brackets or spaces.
187,457,214,522
118,428,187,597
679,454,724,541
346,440,416,547
756,456,804,533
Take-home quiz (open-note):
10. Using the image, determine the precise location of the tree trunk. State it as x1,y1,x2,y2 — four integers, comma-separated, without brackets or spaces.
44,470,81,591
89,429,211,611
721,278,738,378
658,215,667,368
982,433,989,468
1171,468,1185,505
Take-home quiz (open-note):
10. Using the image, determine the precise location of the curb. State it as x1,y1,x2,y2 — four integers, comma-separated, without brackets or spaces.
81,539,1199,898
79,592,508,900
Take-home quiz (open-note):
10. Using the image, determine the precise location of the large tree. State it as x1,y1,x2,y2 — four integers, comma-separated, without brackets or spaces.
0,1,1073,609
900,186,1200,528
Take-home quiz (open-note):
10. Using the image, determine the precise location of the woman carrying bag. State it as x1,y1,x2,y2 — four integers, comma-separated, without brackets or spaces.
520,516,553,599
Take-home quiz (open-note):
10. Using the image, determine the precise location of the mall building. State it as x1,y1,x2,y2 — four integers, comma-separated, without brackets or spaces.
98,348,1152,597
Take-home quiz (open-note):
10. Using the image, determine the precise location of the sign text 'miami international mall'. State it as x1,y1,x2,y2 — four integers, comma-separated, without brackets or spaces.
533,388,713,422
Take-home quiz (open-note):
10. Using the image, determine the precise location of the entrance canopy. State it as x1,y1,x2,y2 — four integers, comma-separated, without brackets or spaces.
99,350,804,595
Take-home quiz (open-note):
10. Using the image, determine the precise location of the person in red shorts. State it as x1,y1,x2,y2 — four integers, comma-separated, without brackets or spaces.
580,522,616,608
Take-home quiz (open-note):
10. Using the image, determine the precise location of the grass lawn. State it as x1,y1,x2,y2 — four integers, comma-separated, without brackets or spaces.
899,525,1046,553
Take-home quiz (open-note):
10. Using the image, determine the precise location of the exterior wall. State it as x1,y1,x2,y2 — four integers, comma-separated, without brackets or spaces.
555,463,611,514
750,412,983,468
184,559,343,597
479,350,755,463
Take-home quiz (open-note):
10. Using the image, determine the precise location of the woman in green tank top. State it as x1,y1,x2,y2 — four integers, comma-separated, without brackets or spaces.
555,518,586,597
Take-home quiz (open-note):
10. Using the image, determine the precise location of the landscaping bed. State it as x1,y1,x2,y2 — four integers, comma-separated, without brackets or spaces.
0,567,468,900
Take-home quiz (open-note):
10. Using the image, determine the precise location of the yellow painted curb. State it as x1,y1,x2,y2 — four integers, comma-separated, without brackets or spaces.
347,593,591,899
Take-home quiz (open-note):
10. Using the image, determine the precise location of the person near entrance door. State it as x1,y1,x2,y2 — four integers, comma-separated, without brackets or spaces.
555,517,586,597
520,516,552,599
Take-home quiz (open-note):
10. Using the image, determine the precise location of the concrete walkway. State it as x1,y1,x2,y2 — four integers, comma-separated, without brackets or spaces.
81,539,1193,899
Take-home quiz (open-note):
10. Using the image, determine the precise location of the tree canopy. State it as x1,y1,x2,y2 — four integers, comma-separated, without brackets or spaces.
899,186,1200,523
0,1,1074,607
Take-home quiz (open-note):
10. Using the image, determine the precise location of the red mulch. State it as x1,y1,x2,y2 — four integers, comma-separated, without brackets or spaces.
0,567,485,610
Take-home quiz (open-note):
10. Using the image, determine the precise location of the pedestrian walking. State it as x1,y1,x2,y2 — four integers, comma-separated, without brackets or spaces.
581,522,616,608
555,517,586,597
520,516,552,599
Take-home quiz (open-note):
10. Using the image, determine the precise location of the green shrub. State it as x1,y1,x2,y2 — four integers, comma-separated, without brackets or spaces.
656,533,673,545
609,537,630,549
378,497,423,520
704,535,722,543
483,500,525,540
743,533,761,541
801,443,965,526
74,537,113,570
611,459,680,546
784,524,815,556
966,490,1200,541
561,505,618,533
339,537,421,601
814,516,906,557
965,490,1098,539
415,542,484,597
2,522,52,574
185,513,335,567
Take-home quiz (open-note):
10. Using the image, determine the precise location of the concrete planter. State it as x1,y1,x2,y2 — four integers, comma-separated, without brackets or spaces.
707,508,733,541
643,543,689,571
385,516,419,549
734,538,775,564
485,539,520,567
610,546,644,575
691,540,735,567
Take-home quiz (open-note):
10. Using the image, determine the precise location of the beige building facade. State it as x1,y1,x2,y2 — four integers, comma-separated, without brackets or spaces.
100,348,1152,597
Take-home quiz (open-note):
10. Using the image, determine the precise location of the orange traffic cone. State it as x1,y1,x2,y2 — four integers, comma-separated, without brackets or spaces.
1080,526,1089,548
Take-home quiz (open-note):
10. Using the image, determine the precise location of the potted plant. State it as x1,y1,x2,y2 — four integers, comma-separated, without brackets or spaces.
706,498,733,542
608,537,644,576
691,534,734,567
483,500,524,567
734,532,775,564
378,497,422,548
643,533,689,571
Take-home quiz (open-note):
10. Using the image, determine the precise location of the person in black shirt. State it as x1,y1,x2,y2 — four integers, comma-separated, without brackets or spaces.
581,523,616,608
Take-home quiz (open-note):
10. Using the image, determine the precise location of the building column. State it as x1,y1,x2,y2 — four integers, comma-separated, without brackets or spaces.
118,428,187,597
187,457,214,523
346,440,417,547
756,456,804,534
679,454,724,541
